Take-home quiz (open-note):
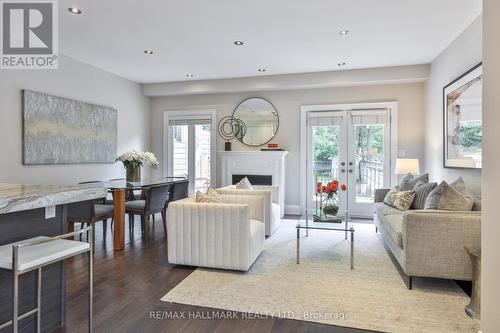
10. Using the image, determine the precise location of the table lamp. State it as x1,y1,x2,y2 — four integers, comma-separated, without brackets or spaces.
395,158,420,175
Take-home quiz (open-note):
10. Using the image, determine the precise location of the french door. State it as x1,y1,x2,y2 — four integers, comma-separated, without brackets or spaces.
165,112,216,195
306,109,391,217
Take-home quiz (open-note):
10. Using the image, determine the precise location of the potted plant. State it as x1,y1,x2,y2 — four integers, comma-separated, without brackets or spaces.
116,151,159,182
316,180,347,216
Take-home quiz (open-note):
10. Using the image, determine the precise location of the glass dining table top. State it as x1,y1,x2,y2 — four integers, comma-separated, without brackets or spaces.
80,177,188,190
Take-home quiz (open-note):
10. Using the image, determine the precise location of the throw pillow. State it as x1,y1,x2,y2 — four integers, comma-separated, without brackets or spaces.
450,176,468,194
424,181,473,211
411,180,437,209
235,177,253,190
398,173,429,191
195,188,222,203
383,186,416,211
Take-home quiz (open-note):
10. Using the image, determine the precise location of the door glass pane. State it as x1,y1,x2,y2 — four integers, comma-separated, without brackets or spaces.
194,124,211,193
172,125,189,178
310,125,341,208
353,124,384,203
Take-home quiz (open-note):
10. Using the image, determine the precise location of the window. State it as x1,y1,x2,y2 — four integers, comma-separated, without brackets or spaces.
165,111,216,195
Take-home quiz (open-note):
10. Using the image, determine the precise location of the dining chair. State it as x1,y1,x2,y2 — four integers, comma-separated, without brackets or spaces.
169,181,189,203
159,180,190,234
67,199,114,250
126,184,171,240
73,181,111,242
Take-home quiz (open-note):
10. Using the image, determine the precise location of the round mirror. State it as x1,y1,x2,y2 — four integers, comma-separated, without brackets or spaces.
232,98,279,147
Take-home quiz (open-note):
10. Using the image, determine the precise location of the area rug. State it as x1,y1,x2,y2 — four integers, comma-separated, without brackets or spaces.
161,220,479,333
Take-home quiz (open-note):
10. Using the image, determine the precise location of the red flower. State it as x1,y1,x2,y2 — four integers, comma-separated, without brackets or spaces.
316,181,323,194
341,184,347,191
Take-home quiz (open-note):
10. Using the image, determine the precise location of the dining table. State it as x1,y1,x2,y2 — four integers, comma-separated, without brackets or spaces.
89,177,189,251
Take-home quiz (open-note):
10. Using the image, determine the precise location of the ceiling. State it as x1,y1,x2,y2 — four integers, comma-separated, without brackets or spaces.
60,0,482,84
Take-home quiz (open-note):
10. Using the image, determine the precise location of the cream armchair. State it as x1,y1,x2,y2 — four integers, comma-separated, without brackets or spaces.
216,185,281,236
166,195,265,271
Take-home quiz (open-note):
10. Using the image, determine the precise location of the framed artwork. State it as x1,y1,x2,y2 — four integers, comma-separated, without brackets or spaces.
443,63,482,169
22,90,117,164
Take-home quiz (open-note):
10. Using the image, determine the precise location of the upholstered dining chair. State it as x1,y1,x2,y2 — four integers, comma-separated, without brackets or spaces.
125,184,171,240
168,181,189,203
66,199,114,250
73,180,113,240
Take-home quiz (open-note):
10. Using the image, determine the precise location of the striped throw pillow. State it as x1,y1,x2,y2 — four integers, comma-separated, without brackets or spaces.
411,181,437,209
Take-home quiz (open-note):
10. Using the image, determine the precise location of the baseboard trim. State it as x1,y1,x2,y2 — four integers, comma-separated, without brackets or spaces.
284,204,302,216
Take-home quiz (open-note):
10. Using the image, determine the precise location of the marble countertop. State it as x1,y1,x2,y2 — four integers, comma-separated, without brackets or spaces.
0,183,108,214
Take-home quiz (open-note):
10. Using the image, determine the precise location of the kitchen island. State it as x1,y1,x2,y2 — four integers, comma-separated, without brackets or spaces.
0,183,107,333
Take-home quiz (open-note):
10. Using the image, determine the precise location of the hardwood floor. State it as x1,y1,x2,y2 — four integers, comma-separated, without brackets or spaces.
57,216,378,333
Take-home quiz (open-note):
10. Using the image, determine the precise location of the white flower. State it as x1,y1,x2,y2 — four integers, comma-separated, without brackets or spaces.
116,150,159,169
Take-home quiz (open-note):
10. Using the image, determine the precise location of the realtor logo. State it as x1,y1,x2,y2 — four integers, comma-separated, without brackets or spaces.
1,0,58,69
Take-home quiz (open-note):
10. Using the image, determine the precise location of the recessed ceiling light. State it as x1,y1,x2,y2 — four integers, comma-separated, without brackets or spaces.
338,30,349,36
144,50,154,55
338,62,347,66
68,7,82,14
186,74,194,77
258,68,266,72
234,41,244,46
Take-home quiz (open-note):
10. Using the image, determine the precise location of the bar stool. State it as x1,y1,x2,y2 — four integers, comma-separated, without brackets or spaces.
0,226,94,333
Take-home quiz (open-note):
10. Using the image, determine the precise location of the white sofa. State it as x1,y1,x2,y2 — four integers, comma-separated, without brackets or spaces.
166,194,265,271
216,185,281,236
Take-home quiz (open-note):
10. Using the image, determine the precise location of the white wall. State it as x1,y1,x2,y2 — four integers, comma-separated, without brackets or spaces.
0,54,151,185
151,82,426,211
481,1,500,331
424,16,482,195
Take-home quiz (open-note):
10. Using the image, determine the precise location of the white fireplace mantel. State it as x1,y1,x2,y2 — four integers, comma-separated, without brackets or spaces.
217,151,288,217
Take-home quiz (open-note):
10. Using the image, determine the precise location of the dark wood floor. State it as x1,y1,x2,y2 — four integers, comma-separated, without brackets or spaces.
57,216,379,333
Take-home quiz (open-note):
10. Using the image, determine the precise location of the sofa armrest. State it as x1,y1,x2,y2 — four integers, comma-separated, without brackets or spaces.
402,210,481,279
253,185,280,204
219,194,265,222
216,188,270,226
374,189,390,203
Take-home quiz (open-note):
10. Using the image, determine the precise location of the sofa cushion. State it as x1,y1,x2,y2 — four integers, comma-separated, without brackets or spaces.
424,181,473,211
383,187,416,211
450,176,468,194
411,181,438,209
383,213,404,248
374,202,402,218
399,173,429,191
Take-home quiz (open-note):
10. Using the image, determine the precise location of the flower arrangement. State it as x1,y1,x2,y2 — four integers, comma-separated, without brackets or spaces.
316,179,347,216
116,151,159,168
116,151,159,182
316,180,347,198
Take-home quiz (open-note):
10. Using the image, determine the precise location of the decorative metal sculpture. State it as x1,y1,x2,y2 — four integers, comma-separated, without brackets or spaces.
217,116,247,151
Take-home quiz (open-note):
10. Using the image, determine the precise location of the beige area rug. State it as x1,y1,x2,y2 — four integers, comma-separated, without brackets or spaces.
161,220,479,333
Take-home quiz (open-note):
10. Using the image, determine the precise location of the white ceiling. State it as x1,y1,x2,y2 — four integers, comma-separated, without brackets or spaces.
60,0,482,84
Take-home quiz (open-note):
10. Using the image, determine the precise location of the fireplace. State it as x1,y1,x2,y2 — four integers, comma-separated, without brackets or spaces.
232,174,272,186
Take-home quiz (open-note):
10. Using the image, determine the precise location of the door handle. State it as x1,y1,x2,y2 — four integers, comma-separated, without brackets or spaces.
349,162,354,166
341,162,346,166
348,169,353,173
341,169,346,173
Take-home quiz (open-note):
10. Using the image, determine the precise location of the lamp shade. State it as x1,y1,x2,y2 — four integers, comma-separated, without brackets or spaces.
395,158,420,175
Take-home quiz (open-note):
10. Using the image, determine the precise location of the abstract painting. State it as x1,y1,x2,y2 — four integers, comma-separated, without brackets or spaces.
22,90,117,164
443,63,482,169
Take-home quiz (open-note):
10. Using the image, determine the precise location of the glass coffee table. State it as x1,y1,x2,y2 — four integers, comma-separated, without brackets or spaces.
296,209,354,269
